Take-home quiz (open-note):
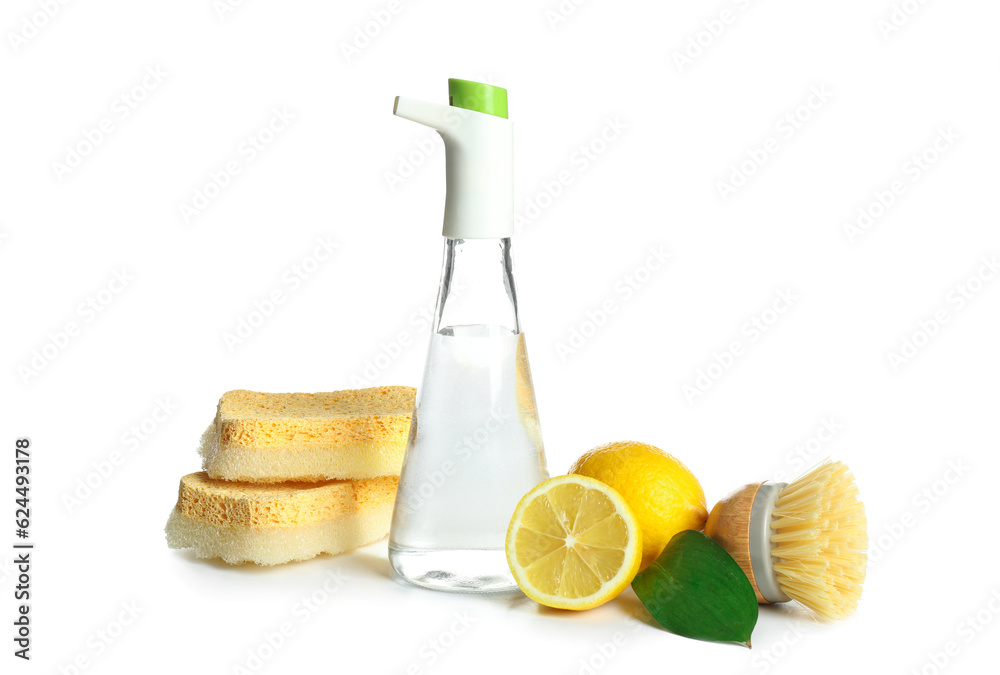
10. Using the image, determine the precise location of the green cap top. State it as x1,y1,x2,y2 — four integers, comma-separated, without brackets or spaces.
448,78,508,119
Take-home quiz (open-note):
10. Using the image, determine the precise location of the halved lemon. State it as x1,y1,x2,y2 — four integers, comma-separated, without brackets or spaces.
506,474,642,610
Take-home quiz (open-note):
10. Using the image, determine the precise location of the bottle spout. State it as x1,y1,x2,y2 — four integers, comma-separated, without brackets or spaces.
392,96,456,132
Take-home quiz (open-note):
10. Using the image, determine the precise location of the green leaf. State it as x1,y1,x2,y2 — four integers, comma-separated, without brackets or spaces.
631,530,758,647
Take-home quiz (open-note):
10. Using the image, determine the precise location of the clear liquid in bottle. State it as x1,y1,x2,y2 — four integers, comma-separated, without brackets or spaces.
389,239,547,592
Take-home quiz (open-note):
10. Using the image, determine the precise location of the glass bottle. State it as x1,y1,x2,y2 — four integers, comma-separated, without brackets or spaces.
388,80,548,592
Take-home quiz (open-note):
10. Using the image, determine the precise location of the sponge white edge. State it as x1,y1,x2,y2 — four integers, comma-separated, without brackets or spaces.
197,418,406,482
196,419,219,465
165,498,394,566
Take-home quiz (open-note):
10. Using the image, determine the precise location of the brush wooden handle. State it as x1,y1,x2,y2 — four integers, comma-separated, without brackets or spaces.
704,482,769,604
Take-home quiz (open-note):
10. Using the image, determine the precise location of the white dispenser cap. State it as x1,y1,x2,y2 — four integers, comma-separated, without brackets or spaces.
393,79,513,239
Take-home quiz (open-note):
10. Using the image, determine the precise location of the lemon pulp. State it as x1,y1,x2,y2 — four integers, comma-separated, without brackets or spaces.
506,475,642,610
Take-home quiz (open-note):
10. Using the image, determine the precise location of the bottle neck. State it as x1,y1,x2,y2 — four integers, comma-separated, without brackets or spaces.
433,237,520,335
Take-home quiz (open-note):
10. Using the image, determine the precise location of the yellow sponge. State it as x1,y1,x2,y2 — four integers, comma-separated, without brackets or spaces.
199,386,415,483
165,472,397,565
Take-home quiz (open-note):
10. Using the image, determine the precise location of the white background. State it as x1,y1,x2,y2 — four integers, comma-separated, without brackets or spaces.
2,0,998,673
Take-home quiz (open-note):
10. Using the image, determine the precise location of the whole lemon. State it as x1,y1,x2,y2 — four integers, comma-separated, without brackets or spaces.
570,441,707,569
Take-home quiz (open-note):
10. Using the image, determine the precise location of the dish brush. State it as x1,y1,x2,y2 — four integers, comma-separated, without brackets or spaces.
704,460,867,620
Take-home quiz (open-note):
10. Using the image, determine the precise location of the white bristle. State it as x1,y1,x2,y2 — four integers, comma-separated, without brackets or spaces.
770,461,867,620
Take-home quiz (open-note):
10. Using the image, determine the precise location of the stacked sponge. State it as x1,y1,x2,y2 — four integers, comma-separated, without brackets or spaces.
165,386,414,565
